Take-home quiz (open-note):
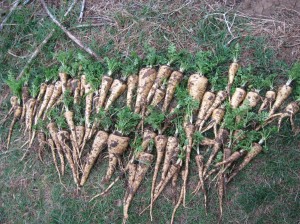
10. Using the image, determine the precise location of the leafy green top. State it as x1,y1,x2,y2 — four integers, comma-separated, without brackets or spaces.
105,57,121,76
122,52,142,78
5,73,28,99
55,51,73,73
115,107,141,135
145,107,166,133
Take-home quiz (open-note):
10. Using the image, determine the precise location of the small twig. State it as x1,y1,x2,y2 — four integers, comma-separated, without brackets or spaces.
0,0,21,31
64,0,78,17
40,0,100,60
78,0,85,23
8,50,31,59
69,23,108,30
17,29,55,80
16,0,77,80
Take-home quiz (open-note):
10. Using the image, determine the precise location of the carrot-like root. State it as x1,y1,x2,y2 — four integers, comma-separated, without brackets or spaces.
48,138,62,179
80,130,108,186
201,106,225,137
147,88,165,114
64,111,80,164
75,125,85,146
134,68,157,114
269,83,292,116
230,87,247,109
188,73,208,103
227,61,239,95
43,81,62,118
150,134,168,220
126,74,138,109
124,159,137,201
217,147,231,224
7,106,22,149
160,136,179,182
162,71,183,112
33,83,47,115
196,91,216,128
37,131,46,161
47,122,65,175
35,84,54,124
20,85,29,122
98,76,113,109
80,75,86,97
2,96,19,122
104,79,127,111
203,129,229,176
147,65,172,104
59,72,68,94
171,170,179,205
242,90,261,108
123,152,154,223
152,161,182,207
57,130,79,186
103,133,130,183
141,128,157,151
258,90,276,113
182,124,195,206
25,99,36,144
227,142,263,183
199,90,227,130
193,154,207,213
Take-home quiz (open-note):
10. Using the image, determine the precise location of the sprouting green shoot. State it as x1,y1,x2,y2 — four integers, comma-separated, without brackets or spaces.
260,126,277,150
216,151,223,163
178,145,186,161
55,51,73,73
194,50,214,75
232,43,240,62
5,73,25,99
175,85,199,122
233,130,261,152
122,52,142,78
93,108,113,131
45,67,59,82
30,76,43,98
288,61,300,84
115,107,141,135
32,118,47,132
130,136,143,156
144,45,159,68
105,57,121,76
178,50,193,73
223,102,256,131
145,107,166,133
62,89,73,111
84,60,103,90
192,131,205,147
47,107,68,129
166,43,180,66
73,102,85,126
234,66,253,88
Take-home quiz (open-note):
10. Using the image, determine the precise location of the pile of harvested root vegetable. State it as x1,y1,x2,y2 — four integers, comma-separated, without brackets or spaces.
3,46,300,223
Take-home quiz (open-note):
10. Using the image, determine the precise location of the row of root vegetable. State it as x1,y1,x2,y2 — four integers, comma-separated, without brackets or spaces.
3,48,300,223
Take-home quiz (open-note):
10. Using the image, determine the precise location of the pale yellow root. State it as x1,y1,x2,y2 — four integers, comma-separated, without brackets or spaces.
126,74,138,109
146,65,172,104
104,79,127,111
162,71,183,112
188,73,208,103
134,67,157,114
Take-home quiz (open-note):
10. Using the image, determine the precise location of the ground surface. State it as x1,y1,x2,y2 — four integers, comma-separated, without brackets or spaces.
0,0,300,223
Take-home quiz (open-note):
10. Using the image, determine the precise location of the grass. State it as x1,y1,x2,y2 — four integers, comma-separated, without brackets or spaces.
0,1,300,224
